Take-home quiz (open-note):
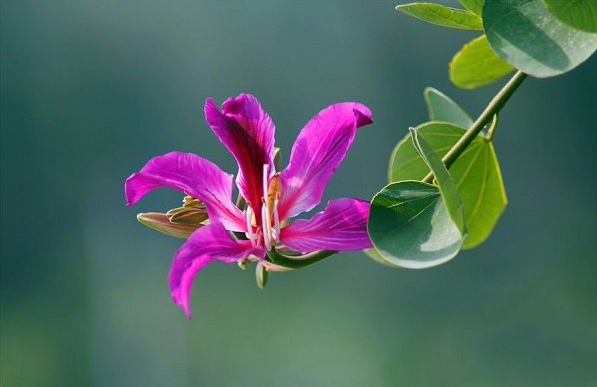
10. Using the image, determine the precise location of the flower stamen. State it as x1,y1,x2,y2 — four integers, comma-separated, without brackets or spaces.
261,201,271,250
262,164,274,250
245,205,257,247
273,196,281,241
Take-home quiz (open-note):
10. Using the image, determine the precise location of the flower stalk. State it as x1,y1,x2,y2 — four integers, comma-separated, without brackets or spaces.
265,247,337,269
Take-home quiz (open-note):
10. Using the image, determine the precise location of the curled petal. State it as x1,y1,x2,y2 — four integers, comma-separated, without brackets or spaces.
280,197,373,253
278,103,372,220
169,223,264,317
204,94,275,224
172,254,215,319
125,151,246,232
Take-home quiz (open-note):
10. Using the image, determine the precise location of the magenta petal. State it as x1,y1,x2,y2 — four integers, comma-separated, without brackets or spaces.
278,103,373,220
169,223,264,318
125,151,246,232
173,254,214,319
280,197,373,253
204,94,275,224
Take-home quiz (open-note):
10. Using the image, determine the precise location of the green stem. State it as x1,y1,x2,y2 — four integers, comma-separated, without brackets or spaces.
422,70,527,183
265,247,337,269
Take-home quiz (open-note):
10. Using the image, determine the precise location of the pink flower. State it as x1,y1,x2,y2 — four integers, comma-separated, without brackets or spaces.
125,94,373,317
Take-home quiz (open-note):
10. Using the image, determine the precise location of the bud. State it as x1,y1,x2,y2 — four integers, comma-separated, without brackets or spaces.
137,212,201,238
167,206,208,225
237,258,250,270
182,195,203,208
255,262,269,289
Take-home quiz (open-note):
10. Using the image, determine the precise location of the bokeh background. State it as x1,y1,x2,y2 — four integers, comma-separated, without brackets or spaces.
2,1,596,386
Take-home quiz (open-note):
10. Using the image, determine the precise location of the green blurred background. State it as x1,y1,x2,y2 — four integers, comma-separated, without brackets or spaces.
2,2,596,386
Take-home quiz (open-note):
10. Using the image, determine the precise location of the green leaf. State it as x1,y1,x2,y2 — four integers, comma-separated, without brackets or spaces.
450,34,514,89
458,0,485,16
368,181,464,269
424,87,473,128
544,0,597,33
389,122,507,249
363,248,398,267
396,3,483,30
483,0,597,77
368,129,467,268
409,128,466,234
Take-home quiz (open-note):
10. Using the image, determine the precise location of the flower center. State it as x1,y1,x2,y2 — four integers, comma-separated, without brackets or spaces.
245,164,281,250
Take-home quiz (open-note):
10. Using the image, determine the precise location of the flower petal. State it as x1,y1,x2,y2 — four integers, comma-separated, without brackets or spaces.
278,103,373,219
125,151,246,232
172,254,215,319
280,197,373,253
204,94,275,223
169,223,264,318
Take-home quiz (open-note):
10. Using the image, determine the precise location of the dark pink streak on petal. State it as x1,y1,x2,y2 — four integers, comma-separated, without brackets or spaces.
169,223,264,318
204,94,275,224
278,103,372,220
124,151,246,232
279,197,373,253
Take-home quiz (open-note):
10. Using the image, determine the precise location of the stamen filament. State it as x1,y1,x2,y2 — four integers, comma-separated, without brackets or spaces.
245,206,257,247
273,197,280,241
261,164,274,250
261,201,272,251
262,164,269,203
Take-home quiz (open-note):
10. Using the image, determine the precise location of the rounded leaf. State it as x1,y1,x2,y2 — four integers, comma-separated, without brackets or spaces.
363,248,399,267
424,87,473,129
450,35,514,89
483,0,597,77
368,181,464,269
409,128,466,235
544,0,597,33
389,122,508,249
